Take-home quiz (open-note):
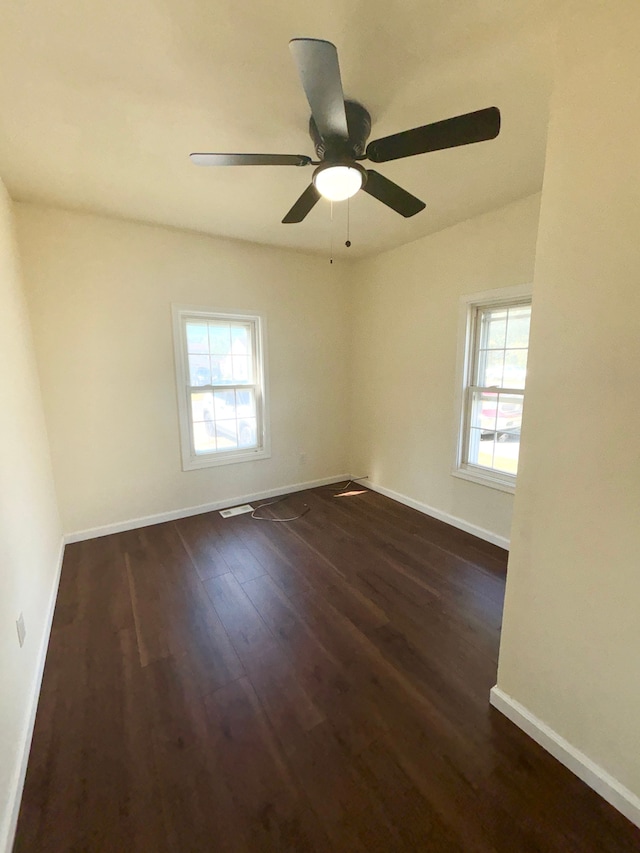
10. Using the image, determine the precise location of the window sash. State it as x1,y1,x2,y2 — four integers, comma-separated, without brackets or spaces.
462,387,525,470
182,316,259,384
187,384,262,456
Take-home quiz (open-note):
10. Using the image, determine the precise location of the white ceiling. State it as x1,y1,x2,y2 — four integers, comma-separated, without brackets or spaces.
0,1,558,259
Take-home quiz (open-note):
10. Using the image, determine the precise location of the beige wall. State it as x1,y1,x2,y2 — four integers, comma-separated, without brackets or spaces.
497,0,640,801
348,193,541,545
16,205,350,535
0,180,62,850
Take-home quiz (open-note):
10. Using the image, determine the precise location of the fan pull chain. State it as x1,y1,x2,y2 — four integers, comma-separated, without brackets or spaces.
330,200,334,264
345,197,351,248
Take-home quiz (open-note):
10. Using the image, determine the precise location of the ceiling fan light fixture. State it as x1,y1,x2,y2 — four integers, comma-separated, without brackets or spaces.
313,163,365,201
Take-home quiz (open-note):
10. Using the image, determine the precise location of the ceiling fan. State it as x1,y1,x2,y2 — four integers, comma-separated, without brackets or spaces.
190,38,501,224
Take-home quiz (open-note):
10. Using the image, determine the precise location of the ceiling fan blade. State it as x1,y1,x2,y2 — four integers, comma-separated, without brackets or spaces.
362,170,425,217
190,153,311,167
282,184,321,223
366,107,501,163
289,38,349,141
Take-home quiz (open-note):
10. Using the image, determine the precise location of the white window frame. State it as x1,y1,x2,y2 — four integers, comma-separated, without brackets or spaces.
172,305,270,471
452,283,532,494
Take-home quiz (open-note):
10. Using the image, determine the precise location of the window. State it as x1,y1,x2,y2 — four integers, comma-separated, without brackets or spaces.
454,287,532,492
172,306,269,470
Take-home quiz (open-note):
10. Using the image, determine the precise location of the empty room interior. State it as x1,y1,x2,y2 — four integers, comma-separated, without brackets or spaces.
2,1,640,850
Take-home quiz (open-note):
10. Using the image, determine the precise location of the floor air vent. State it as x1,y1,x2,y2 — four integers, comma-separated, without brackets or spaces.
219,504,254,518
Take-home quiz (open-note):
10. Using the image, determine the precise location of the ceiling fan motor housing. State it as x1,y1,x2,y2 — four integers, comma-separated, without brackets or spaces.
310,100,371,161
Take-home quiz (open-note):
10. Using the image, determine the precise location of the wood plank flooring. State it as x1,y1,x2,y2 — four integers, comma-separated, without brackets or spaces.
15,486,640,852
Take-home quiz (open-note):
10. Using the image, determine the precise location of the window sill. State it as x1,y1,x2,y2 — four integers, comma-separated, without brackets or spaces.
183,447,271,471
451,464,516,495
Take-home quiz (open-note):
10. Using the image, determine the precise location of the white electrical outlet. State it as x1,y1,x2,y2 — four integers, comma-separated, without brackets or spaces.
16,613,26,647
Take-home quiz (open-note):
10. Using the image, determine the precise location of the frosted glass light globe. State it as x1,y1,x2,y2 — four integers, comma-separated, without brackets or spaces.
314,165,363,201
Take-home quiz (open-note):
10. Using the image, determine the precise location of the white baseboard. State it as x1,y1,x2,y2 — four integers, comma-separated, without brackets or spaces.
65,474,350,543
366,480,510,550
490,686,640,829
2,536,66,853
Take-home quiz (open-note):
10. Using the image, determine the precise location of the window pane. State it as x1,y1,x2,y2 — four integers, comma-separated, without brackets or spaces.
480,308,507,349
231,355,252,383
506,305,531,348
190,390,213,423
192,421,218,454
235,388,256,418
212,355,235,384
238,417,257,447
471,390,499,433
494,432,521,474
209,324,232,355
503,349,528,389
477,350,504,387
495,393,523,434
216,420,238,449
186,323,209,354
190,392,216,454
468,428,495,469
210,355,228,383
189,354,210,386
230,324,251,356
213,389,235,419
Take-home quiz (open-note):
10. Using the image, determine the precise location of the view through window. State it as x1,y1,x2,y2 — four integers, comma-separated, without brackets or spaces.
173,308,268,470
460,298,531,484
186,319,258,454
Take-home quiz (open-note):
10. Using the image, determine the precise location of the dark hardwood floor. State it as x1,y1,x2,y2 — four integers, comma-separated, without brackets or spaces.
15,486,640,851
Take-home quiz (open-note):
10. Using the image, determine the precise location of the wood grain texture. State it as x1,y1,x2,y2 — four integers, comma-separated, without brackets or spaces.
15,487,640,852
